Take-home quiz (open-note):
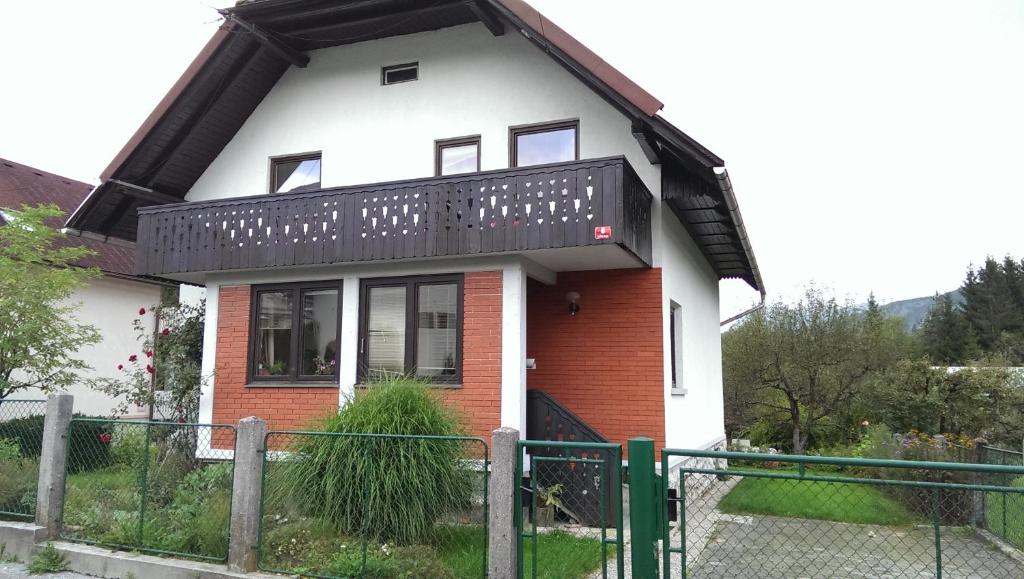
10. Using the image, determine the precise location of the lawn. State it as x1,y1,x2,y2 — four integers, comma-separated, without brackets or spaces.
986,476,1024,549
719,467,919,526
260,520,611,579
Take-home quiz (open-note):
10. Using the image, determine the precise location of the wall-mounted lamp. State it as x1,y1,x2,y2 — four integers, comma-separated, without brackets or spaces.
566,291,581,317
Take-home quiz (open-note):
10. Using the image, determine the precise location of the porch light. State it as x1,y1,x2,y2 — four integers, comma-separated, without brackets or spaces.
566,291,581,317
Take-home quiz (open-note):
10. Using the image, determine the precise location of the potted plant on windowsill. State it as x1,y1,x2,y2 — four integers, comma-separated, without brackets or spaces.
535,483,563,527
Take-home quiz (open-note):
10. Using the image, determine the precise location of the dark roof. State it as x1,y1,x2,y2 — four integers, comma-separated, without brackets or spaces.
67,0,762,292
0,157,139,278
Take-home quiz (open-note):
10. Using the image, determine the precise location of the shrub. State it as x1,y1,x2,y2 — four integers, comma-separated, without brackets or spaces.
0,414,112,474
278,379,472,544
0,439,37,515
27,543,67,574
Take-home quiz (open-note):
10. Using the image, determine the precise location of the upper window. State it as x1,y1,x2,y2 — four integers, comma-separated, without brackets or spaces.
360,275,462,384
270,153,321,194
435,136,481,176
511,120,578,167
670,302,685,394
382,62,419,85
250,282,341,383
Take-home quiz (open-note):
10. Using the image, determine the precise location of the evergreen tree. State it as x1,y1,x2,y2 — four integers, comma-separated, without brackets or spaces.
918,293,978,365
961,257,1024,363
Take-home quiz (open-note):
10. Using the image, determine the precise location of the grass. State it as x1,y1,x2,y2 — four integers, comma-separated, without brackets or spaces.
719,467,919,526
986,475,1024,549
260,520,610,578
27,544,67,574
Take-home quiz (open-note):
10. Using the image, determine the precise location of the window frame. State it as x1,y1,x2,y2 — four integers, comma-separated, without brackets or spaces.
268,151,322,195
670,301,686,395
509,119,580,168
358,274,464,386
434,135,481,177
381,62,419,85
247,280,343,385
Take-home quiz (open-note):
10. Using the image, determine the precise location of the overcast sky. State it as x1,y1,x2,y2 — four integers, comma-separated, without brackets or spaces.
1,1,1021,316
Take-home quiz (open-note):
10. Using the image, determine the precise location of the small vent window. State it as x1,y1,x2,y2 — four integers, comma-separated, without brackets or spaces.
382,62,418,85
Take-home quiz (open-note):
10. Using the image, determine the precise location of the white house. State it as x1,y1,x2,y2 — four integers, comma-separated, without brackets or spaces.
65,0,763,456
0,158,169,416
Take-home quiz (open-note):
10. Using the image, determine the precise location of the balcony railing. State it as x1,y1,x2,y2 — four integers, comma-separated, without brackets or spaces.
135,156,652,276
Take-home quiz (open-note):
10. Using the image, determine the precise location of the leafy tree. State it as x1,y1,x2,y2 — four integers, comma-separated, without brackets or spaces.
0,205,101,400
867,359,1024,444
722,288,910,453
917,293,978,365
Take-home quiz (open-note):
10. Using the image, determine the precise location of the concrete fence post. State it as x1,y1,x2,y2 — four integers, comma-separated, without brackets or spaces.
489,427,519,579
228,417,267,572
35,393,74,538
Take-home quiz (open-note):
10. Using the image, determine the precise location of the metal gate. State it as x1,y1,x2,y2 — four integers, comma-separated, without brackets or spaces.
515,440,624,579
660,449,1024,578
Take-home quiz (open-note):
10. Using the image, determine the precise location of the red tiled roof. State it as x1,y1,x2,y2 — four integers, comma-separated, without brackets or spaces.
0,157,138,277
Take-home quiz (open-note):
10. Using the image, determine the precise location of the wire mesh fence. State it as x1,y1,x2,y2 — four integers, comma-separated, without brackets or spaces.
0,399,47,520
59,418,236,562
662,449,1024,579
257,431,489,578
516,441,624,579
976,445,1024,549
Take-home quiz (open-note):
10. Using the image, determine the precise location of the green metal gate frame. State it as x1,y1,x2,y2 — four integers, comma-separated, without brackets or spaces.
660,448,1024,579
515,440,625,579
0,399,47,521
255,431,490,579
58,418,237,562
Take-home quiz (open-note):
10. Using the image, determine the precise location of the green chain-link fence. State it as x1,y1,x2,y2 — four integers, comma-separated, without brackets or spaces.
662,449,1024,578
0,399,47,520
257,431,489,578
515,440,624,579
59,418,236,562
976,445,1024,549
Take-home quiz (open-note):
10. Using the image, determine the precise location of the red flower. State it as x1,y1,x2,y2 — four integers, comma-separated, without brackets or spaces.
128,354,137,362
146,351,153,358
98,433,112,444
161,328,170,336
117,364,124,371
139,307,146,315
146,365,155,374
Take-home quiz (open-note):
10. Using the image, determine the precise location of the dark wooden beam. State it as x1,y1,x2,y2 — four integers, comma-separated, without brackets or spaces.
631,120,661,164
109,180,183,205
288,3,460,37
468,0,505,36
222,13,309,68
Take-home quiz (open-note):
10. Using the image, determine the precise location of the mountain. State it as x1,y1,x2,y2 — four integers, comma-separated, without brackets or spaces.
880,290,963,331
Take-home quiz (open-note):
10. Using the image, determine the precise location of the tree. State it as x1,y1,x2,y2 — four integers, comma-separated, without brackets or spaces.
917,293,978,365
962,258,1023,353
0,205,101,400
722,288,910,453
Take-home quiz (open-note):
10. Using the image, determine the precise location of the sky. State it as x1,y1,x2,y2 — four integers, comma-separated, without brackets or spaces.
1,0,1022,317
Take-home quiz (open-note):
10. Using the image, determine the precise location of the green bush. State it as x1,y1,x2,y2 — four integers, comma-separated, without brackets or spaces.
0,439,38,515
0,414,112,474
277,379,472,545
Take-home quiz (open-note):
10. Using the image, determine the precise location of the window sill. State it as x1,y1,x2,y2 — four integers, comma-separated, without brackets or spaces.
671,387,688,397
245,381,339,388
355,383,463,390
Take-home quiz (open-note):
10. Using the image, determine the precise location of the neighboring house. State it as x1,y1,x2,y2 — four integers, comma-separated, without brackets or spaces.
0,158,169,416
65,0,763,457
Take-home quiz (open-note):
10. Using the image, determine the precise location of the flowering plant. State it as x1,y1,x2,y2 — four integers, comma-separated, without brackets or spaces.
89,297,207,422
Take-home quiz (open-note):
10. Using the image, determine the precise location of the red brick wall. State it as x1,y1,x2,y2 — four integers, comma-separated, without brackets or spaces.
442,271,502,441
526,269,665,453
211,274,503,441
212,285,339,432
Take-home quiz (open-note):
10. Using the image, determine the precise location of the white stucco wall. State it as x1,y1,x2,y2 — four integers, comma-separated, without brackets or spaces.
18,276,165,416
183,21,725,448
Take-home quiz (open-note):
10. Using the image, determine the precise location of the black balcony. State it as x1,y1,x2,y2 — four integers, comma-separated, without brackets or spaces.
134,156,652,277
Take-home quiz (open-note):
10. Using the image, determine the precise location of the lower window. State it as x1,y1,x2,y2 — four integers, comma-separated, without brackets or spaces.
360,275,463,384
250,282,341,383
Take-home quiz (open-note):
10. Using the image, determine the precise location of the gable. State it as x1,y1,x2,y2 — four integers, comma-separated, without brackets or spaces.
66,0,762,291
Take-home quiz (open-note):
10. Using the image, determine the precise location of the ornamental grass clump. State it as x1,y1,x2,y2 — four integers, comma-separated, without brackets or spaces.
280,379,473,545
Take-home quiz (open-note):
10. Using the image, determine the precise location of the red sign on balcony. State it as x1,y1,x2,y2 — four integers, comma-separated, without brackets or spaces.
594,225,612,240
